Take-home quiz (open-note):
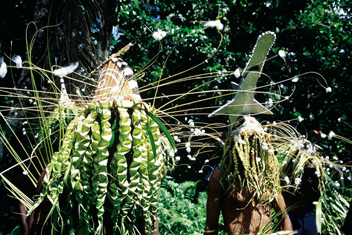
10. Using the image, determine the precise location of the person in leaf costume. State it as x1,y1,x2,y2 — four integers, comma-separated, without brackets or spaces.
204,32,293,234
25,45,175,235
205,117,293,234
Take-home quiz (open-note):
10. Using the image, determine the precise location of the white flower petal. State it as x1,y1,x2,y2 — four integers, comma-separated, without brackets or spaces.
0,57,7,78
53,62,79,77
234,68,241,78
326,87,332,93
265,98,273,108
214,19,224,30
295,178,302,185
204,19,224,31
292,76,299,82
152,29,167,41
278,50,286,58
262,143,269,150
328,131,335,140
204,20,216,28
12,55,22,68
152,32,162,41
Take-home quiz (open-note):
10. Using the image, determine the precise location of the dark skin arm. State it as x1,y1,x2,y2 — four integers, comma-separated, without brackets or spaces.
204,170,222,235
272,193,293,231
19,200,28,235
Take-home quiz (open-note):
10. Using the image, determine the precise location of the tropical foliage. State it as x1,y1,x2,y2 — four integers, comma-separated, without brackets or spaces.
158,176,216,234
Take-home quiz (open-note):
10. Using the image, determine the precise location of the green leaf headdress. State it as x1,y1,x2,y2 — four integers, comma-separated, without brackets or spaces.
221,116,280,205
27,45,175,235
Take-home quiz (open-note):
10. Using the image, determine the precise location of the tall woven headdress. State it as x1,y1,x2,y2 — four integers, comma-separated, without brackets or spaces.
27,44,175,234
208,32,280,204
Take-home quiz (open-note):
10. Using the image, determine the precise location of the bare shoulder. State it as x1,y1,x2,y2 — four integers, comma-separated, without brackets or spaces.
210,169,221,180
208,169,222,193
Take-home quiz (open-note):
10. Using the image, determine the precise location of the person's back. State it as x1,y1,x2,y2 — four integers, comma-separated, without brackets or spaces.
205,169,292,234
204,117,293,234
222,173,271,233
